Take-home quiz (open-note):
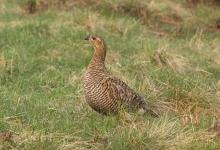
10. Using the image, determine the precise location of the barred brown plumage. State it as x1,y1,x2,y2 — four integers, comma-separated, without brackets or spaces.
83,35,159,117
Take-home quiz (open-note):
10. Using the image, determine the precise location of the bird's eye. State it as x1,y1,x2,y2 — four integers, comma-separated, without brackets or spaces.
92,37,96,40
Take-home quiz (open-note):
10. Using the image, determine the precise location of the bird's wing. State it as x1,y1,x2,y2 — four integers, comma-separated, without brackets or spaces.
103,75,159,117
103,75,141,105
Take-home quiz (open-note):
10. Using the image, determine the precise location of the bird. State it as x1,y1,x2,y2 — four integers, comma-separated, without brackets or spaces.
83,35,158,117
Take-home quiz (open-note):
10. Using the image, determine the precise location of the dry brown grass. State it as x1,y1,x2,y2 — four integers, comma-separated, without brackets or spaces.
115,113,218,149
151,49,188,74
19,0,220,37
187,0,220,6
113,1,151,25
161,100,213,126
0,55,7,72
209,119,220,137
0,131,13,142
208,43,220,65
20,0,101,13
83,12,105,33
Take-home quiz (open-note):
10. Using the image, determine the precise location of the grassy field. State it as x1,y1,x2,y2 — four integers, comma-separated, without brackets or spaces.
0,0,220,149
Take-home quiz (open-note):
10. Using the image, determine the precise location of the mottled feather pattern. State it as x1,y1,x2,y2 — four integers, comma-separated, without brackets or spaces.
83,35,158,117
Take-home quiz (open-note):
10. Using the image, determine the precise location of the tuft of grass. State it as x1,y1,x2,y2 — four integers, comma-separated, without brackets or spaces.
0,55,7,72
151,48,189,74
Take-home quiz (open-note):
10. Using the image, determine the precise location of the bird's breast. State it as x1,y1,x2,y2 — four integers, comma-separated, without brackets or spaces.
83,71,106,91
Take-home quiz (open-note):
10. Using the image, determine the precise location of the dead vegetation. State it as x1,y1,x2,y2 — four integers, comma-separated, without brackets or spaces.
20,0,101,13
150,49,188,74
162,100,213,126
0,131,13,142
187,0,220,7
113,0,220,35
0,55,7,72
113,1,151,25
208,117,220,138
0,55,18,76
19,0,220,37
116,113,218,149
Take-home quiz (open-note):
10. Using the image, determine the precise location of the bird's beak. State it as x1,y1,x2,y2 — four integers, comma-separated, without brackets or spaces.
84,35,90,41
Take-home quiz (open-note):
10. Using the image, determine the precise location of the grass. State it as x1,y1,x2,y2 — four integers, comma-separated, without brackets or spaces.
0,0,220,149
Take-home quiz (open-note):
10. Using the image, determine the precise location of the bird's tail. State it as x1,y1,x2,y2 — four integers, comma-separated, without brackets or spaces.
140,97,159,118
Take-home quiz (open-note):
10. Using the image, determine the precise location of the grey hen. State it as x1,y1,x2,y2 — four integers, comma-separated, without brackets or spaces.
83,35,158,117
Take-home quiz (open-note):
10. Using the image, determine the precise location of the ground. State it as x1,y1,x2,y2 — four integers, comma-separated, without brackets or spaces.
0,0,220,149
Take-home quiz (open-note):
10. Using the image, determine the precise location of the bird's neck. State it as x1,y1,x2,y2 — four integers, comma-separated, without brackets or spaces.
89,46,107,70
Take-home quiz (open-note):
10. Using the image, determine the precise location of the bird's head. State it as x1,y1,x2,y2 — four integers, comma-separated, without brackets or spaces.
84,35,106,51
